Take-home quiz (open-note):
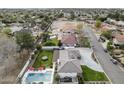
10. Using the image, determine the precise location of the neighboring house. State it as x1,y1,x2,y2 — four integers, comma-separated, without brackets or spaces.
117,21,124,27
106,18,117,24
61,34,78,47
64,13,71,18
57,59,82,84
113,34,124,45
101,23,117,31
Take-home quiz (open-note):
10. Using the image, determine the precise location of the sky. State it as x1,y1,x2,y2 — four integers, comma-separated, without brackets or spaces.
0,0,123,8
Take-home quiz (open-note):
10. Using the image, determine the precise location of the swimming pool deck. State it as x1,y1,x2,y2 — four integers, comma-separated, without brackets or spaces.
21,68,54,84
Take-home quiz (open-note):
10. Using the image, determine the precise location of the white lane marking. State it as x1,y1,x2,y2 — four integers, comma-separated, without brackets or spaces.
119,66,124,72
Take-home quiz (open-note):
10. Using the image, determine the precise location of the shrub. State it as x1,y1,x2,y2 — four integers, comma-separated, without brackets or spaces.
31,54,35,59
119,44,124,50
55,74,60,82
101,31,112,40
50,65,53,68
36,44,42,50
77,75,84,84
34,50,38,54
58,40,62,47
107,41,113,51
2,27,12,36
95,20,101,28
44,42,56,46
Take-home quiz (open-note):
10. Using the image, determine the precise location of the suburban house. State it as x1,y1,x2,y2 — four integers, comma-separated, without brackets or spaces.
61,34,78,47
113,34,124,45
117,21,124,27
101,23,117,31
57,49,82,84
57,59,82,84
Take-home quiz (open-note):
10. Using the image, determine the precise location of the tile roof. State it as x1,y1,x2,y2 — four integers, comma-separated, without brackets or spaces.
115,34,124,42
61,34,77,45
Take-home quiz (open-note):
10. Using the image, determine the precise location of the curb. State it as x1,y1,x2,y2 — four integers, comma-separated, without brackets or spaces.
93,52,112,84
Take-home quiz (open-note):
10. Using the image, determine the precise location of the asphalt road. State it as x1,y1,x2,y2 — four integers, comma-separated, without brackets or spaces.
82,25,124,84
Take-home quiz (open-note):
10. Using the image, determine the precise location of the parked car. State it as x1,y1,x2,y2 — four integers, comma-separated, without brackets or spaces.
98,39,100,42
110,58,118,65
100,36,106,42
103,49,108,52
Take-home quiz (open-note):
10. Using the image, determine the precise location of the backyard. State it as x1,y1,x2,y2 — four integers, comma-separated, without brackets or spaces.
81,66,108,81
33,50,53,68
43,38,59,46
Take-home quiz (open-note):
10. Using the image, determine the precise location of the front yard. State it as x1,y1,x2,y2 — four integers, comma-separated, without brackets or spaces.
81,66,108,81
33,50,53,68
79,37,91,48
78,32,91,48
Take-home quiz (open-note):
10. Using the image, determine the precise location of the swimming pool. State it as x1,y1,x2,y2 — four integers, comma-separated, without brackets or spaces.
26,71,52,84
22,69,54,84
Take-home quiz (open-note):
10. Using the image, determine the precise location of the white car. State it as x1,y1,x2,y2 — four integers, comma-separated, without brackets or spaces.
110,58,118,65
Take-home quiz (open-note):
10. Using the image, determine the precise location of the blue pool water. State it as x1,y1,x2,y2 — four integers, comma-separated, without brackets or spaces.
26,71,52,84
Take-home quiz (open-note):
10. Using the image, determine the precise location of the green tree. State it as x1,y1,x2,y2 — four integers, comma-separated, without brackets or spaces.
119,44,124,50
95,20,102,28
11,15,17,23
2,27,12,36
101,31,112,40
42,32,49,42
44,15,51,23
58,12,64,18
97,17,107,22
70,11,75,20
120,15,124,21
107,41,113,51
41,20,48,30
36,44,42,50
15,31,34,50
58,40,62,47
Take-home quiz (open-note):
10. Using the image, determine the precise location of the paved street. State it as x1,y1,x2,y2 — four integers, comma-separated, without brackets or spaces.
82,25,124,84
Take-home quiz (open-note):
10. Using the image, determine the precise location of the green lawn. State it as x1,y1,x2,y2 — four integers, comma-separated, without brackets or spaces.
33,50,53,68
43,38,59,46
81,66,108,81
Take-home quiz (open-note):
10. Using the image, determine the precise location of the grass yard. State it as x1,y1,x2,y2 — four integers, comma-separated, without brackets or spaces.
79,37,91,48
43,38,59,46
33,50,53,68
81,66,108,81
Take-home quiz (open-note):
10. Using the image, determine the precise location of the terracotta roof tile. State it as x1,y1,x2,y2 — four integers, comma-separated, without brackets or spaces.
61,34,77,45
115,34,124,42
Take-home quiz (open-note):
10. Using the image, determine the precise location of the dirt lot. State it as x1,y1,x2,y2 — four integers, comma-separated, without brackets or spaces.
0,33,29,83
51,20,83,40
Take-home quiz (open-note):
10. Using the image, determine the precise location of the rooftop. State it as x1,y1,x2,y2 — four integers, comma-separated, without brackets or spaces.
61,34,77,45
114,34,124,42
57,59,82,73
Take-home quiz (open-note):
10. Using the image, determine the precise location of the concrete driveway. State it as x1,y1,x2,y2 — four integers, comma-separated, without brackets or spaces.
77,48,104,72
